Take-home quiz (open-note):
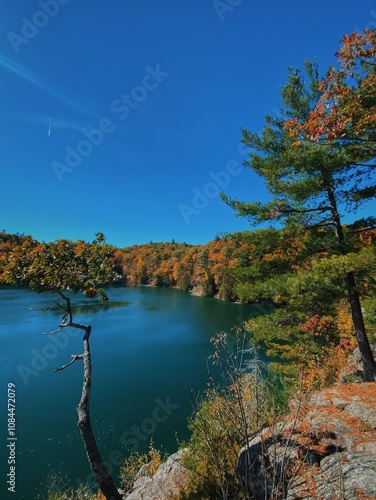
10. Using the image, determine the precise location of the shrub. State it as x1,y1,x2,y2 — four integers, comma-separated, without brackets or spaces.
178,331,289,499
119,440,162,494
37,472,104,500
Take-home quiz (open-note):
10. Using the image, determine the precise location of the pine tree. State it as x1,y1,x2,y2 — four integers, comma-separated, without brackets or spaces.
222,59,376,380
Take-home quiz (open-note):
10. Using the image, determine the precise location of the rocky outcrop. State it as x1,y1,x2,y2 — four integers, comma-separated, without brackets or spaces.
339,345,376,383
124,449,188,500
237,382,376,499
124,383,376,499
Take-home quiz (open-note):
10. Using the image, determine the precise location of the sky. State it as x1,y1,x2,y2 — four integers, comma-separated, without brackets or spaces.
1,0,376,248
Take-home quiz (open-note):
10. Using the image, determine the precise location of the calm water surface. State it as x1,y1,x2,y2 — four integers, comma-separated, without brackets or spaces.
0,286,268,499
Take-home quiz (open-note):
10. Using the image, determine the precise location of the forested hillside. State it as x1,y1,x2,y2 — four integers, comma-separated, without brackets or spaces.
113,236,252,300
1,225,375,381
3,226,374,307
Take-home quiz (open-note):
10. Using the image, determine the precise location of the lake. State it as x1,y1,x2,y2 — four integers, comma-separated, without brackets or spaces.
0,286,269,499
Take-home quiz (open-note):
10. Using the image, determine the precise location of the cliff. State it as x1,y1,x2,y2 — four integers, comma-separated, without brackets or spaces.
238,382,376,499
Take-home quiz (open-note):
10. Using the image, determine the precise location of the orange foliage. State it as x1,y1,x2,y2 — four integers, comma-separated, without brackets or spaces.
285,29,376,143
112,238,253,300
356,227,376,247
299,314,331,337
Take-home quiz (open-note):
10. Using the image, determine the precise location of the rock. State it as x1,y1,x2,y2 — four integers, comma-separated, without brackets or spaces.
314,452,376,500
237,436,272,500
238,383,376,499
124,449,188,500
340,345,376,382
237,431,295,499
343,402,376,429
331,398,348,410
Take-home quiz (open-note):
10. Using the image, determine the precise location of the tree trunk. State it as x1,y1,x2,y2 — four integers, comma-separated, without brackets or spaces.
55,290,122,500
323,179,376,381
78,326,123,500
345,272,376,381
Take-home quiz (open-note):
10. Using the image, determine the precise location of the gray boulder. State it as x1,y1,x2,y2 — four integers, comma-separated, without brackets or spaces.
124,449,188,500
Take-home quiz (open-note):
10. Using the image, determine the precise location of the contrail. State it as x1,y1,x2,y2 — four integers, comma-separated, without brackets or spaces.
0,55,105,118
48,117,52,136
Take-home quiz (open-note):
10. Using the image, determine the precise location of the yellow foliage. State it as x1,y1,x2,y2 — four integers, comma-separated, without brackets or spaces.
119,440,162,494
38,473,105,500
294,304,357,393
336,300,357,349
178,391,243,499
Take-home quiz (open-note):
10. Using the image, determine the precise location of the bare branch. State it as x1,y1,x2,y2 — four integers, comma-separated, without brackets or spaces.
56,288,73,322
42,297,61,312
55,301,68,313
51,289,121,497
53,354,84,373
43,325,65,336
42,312,70,335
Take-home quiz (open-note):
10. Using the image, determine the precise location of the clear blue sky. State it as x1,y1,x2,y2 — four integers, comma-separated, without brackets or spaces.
1,0,376,247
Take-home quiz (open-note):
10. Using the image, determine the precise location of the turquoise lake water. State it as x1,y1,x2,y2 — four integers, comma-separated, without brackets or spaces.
0,286,268,499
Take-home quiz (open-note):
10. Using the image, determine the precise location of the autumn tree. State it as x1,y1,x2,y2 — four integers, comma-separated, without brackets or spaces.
222,56,376,381
1,233,122,500
286,29,376,201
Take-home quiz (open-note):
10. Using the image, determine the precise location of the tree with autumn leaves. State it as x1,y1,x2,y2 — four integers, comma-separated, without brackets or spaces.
1,233,123,500
285,29,376,198
222,29,376,381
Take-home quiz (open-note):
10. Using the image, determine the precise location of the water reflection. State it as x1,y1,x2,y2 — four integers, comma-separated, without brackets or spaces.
35,300,131,315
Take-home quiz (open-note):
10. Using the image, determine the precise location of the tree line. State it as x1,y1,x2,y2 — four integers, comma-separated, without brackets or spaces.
1,222,375,384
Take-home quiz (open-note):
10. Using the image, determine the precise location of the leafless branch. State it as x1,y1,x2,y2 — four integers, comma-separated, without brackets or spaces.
43,313,69,335
42,297,61,312
53,354,84,373
43,325,64,336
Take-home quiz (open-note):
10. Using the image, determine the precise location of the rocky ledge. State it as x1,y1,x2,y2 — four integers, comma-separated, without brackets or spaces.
238,382,376,499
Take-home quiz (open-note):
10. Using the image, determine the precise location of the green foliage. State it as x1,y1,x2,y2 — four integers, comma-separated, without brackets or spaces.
247,309,333,378
221,48,376,380
0,230,30,245
222,59,375,231
363,295,376,341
